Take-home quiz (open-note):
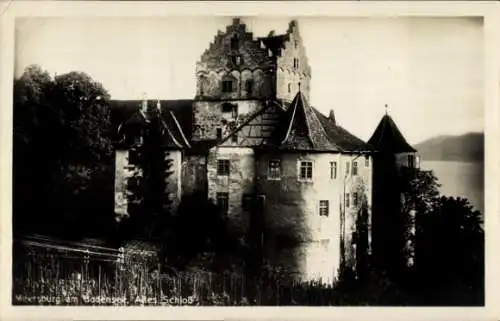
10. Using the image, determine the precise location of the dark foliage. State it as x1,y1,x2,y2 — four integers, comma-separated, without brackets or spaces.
13,65,115,240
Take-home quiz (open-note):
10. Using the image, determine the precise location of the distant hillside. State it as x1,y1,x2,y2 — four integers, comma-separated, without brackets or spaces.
414,132,484,162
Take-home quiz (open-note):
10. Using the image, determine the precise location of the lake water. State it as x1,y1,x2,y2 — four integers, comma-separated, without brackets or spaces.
420,161,484,216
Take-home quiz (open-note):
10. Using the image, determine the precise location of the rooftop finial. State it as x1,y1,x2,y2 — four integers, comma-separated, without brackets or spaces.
385,104,388,115
298,82,301,92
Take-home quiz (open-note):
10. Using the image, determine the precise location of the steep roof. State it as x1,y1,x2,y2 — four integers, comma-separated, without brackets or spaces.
275,92,341,151
110,99,193,149
313,108,373,152
368,114,416,153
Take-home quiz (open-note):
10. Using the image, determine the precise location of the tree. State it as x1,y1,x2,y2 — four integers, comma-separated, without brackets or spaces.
400,168,484,305
13,65,115,239
119,106,174,243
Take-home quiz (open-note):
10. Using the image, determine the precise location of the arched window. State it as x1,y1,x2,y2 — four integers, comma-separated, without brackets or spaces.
199,75,208,95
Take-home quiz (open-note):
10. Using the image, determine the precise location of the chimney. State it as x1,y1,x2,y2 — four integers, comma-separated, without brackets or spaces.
288,20,298,33
329,109,336,125
141,92,148,113
268,30,275,37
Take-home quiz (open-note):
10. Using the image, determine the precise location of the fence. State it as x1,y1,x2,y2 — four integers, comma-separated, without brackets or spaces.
12,235,343,306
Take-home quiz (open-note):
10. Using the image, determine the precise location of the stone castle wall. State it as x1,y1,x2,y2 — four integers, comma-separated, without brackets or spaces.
275,23,312,103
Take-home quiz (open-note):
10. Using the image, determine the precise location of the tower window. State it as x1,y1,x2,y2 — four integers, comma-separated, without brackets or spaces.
330,161,337,179
288,83,291,93
365,157,370,167
319,200,329,217
293,58,299,69
298,161,313,181
217,159,230,176
216,192,229,216
222,80,233,93
231,55,242,66
246,80,254,95
352,161,358,176
230,35,239,50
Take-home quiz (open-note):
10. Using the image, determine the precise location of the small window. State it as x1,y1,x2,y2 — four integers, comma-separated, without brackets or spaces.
230,35,239,50
246,80,254,95
216,128,223,140
352,161,358,176
408,155,415,168
365,157,369,167
217,159,230,176
288,83,291,93
230,55,242,66
222,80,233,93
268,159,281,180
293,58,298,69
231,134,238,143
330,161,337,179
299,161,313,181
319,200,329,217
242,194,253,211
353,192,358,207
346,161,350,176
216,192,229,216
345,193,350,208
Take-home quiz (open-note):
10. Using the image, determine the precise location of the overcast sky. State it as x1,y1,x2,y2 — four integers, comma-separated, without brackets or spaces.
15,16,483,144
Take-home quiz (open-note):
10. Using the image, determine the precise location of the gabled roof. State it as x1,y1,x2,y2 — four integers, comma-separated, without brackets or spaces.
368,114,416,153
110,99,193,149
275,92,341,151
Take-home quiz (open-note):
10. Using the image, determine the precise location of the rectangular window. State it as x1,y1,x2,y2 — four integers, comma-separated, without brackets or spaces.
288,83,291,93
408,155,415,168
365,157,370,167
330,161,337,179
222,80,233,93
346,161,350,176
345,193,350,208
216,192,229,216
242,194,253,211
353,192,358,207
230,55,242,65
246,80,254,95
216,128,223,140
268,159,281,180
299,161,313,181
352,161,358,176
217,159,230,176
231,134,238,143
319,200,329,217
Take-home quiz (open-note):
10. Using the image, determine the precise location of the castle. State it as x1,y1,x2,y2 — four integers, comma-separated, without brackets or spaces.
112,18,419,283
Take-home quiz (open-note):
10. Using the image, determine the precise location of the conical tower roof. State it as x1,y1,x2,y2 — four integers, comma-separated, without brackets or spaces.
368,113,416,153
276,91,341,151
